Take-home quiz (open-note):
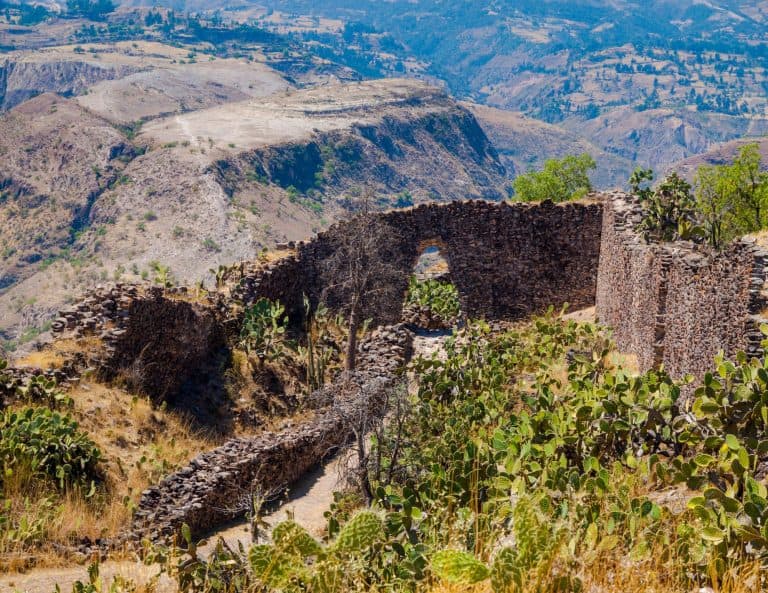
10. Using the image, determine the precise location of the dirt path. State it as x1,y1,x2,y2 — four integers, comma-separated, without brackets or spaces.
197,449,357,556
1,329,449,593
0,561,175,593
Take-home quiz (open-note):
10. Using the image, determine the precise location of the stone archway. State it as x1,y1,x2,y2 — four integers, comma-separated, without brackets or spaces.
402,238,463,330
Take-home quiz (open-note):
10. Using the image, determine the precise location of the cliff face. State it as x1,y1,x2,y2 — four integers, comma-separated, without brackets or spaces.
0,79,509,343
0,56,139,110
214,103,507,204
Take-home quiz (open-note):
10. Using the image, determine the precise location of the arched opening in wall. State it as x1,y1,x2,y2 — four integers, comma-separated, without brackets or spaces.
402,241,462,331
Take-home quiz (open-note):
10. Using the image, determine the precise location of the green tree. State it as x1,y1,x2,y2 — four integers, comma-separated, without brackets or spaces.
512,153,596,203
66,0,115,20
695,143,768,241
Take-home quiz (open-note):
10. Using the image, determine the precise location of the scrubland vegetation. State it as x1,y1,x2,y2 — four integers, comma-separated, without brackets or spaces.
0,356,215,571
38,305,763,593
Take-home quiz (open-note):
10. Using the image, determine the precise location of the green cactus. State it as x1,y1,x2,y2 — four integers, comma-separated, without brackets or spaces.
331,510,383,554
272,520,323,558
248,544,296,588
310,560,346,593
299,295,333,391
239,298,288,364
431,550,490,585
490,547,521,593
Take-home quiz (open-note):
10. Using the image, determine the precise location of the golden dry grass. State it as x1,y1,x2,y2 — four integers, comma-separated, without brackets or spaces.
1,380,218,572
426,556,764,593
14,336,103,370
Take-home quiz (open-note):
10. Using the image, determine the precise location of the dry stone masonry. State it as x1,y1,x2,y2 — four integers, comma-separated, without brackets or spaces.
38,193,768,391
595,192,768,378
235,199,604,324
10,194,768,544
131,325,413,542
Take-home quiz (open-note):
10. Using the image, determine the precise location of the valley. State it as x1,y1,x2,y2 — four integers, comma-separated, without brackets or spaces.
1,1,768,588
0,35,506,350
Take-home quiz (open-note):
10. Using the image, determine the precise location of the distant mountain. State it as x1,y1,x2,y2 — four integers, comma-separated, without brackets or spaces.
233,0,768,172
465,102,634,188
670,136,768,180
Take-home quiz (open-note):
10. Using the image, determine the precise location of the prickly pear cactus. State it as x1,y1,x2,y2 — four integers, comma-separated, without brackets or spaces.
431,550,490,584
310,560,346,593
272,520,323,558
332,510,383,554
490,547,521,593
248,544,296,587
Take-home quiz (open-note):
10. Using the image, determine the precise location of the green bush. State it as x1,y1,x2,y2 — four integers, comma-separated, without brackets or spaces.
512,153,596,203
0,407,101,491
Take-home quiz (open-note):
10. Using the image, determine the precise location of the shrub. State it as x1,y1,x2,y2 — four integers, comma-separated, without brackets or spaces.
633,169,704,242
512,153,596,203
0,407,101,491
202,237,221,253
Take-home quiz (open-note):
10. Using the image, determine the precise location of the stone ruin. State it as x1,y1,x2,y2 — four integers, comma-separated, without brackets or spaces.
6,192,768,546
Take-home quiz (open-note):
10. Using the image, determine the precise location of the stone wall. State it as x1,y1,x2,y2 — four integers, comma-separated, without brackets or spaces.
236,199,604,324
103,289,227,401
596,193,768,378
48,283,229,402
131,324,413,542
37,199,604,403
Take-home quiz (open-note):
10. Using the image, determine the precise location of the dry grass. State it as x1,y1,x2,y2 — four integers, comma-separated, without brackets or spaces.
425,556,764,593
1,380,218,572
14,337,103,370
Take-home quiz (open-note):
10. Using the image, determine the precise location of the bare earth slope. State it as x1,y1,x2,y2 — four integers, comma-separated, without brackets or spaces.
561,108,768,173
0,63,507,347
1,42,292,120
0,93,128,291
670,136,768,180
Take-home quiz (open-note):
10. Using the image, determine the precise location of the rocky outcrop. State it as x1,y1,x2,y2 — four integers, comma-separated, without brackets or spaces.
212,103,508,204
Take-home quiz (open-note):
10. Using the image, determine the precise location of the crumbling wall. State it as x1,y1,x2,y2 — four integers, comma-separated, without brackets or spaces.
596,193,768,378
236,199,604,324
131,324,414,542
104,290,226,401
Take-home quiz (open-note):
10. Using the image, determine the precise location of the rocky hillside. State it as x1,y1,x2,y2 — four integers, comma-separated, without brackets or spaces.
0,43,507,350
670,136,768,180
217,0,768,175
466,102,634,188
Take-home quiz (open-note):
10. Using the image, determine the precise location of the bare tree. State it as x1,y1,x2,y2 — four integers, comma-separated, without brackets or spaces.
332,376,408,505
320,197,405,371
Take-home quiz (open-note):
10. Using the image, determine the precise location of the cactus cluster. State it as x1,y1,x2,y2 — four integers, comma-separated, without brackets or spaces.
245,511,384,592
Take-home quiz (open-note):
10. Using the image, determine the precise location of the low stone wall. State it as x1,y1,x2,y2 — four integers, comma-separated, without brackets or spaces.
596,193,768,378
131,324,413,542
